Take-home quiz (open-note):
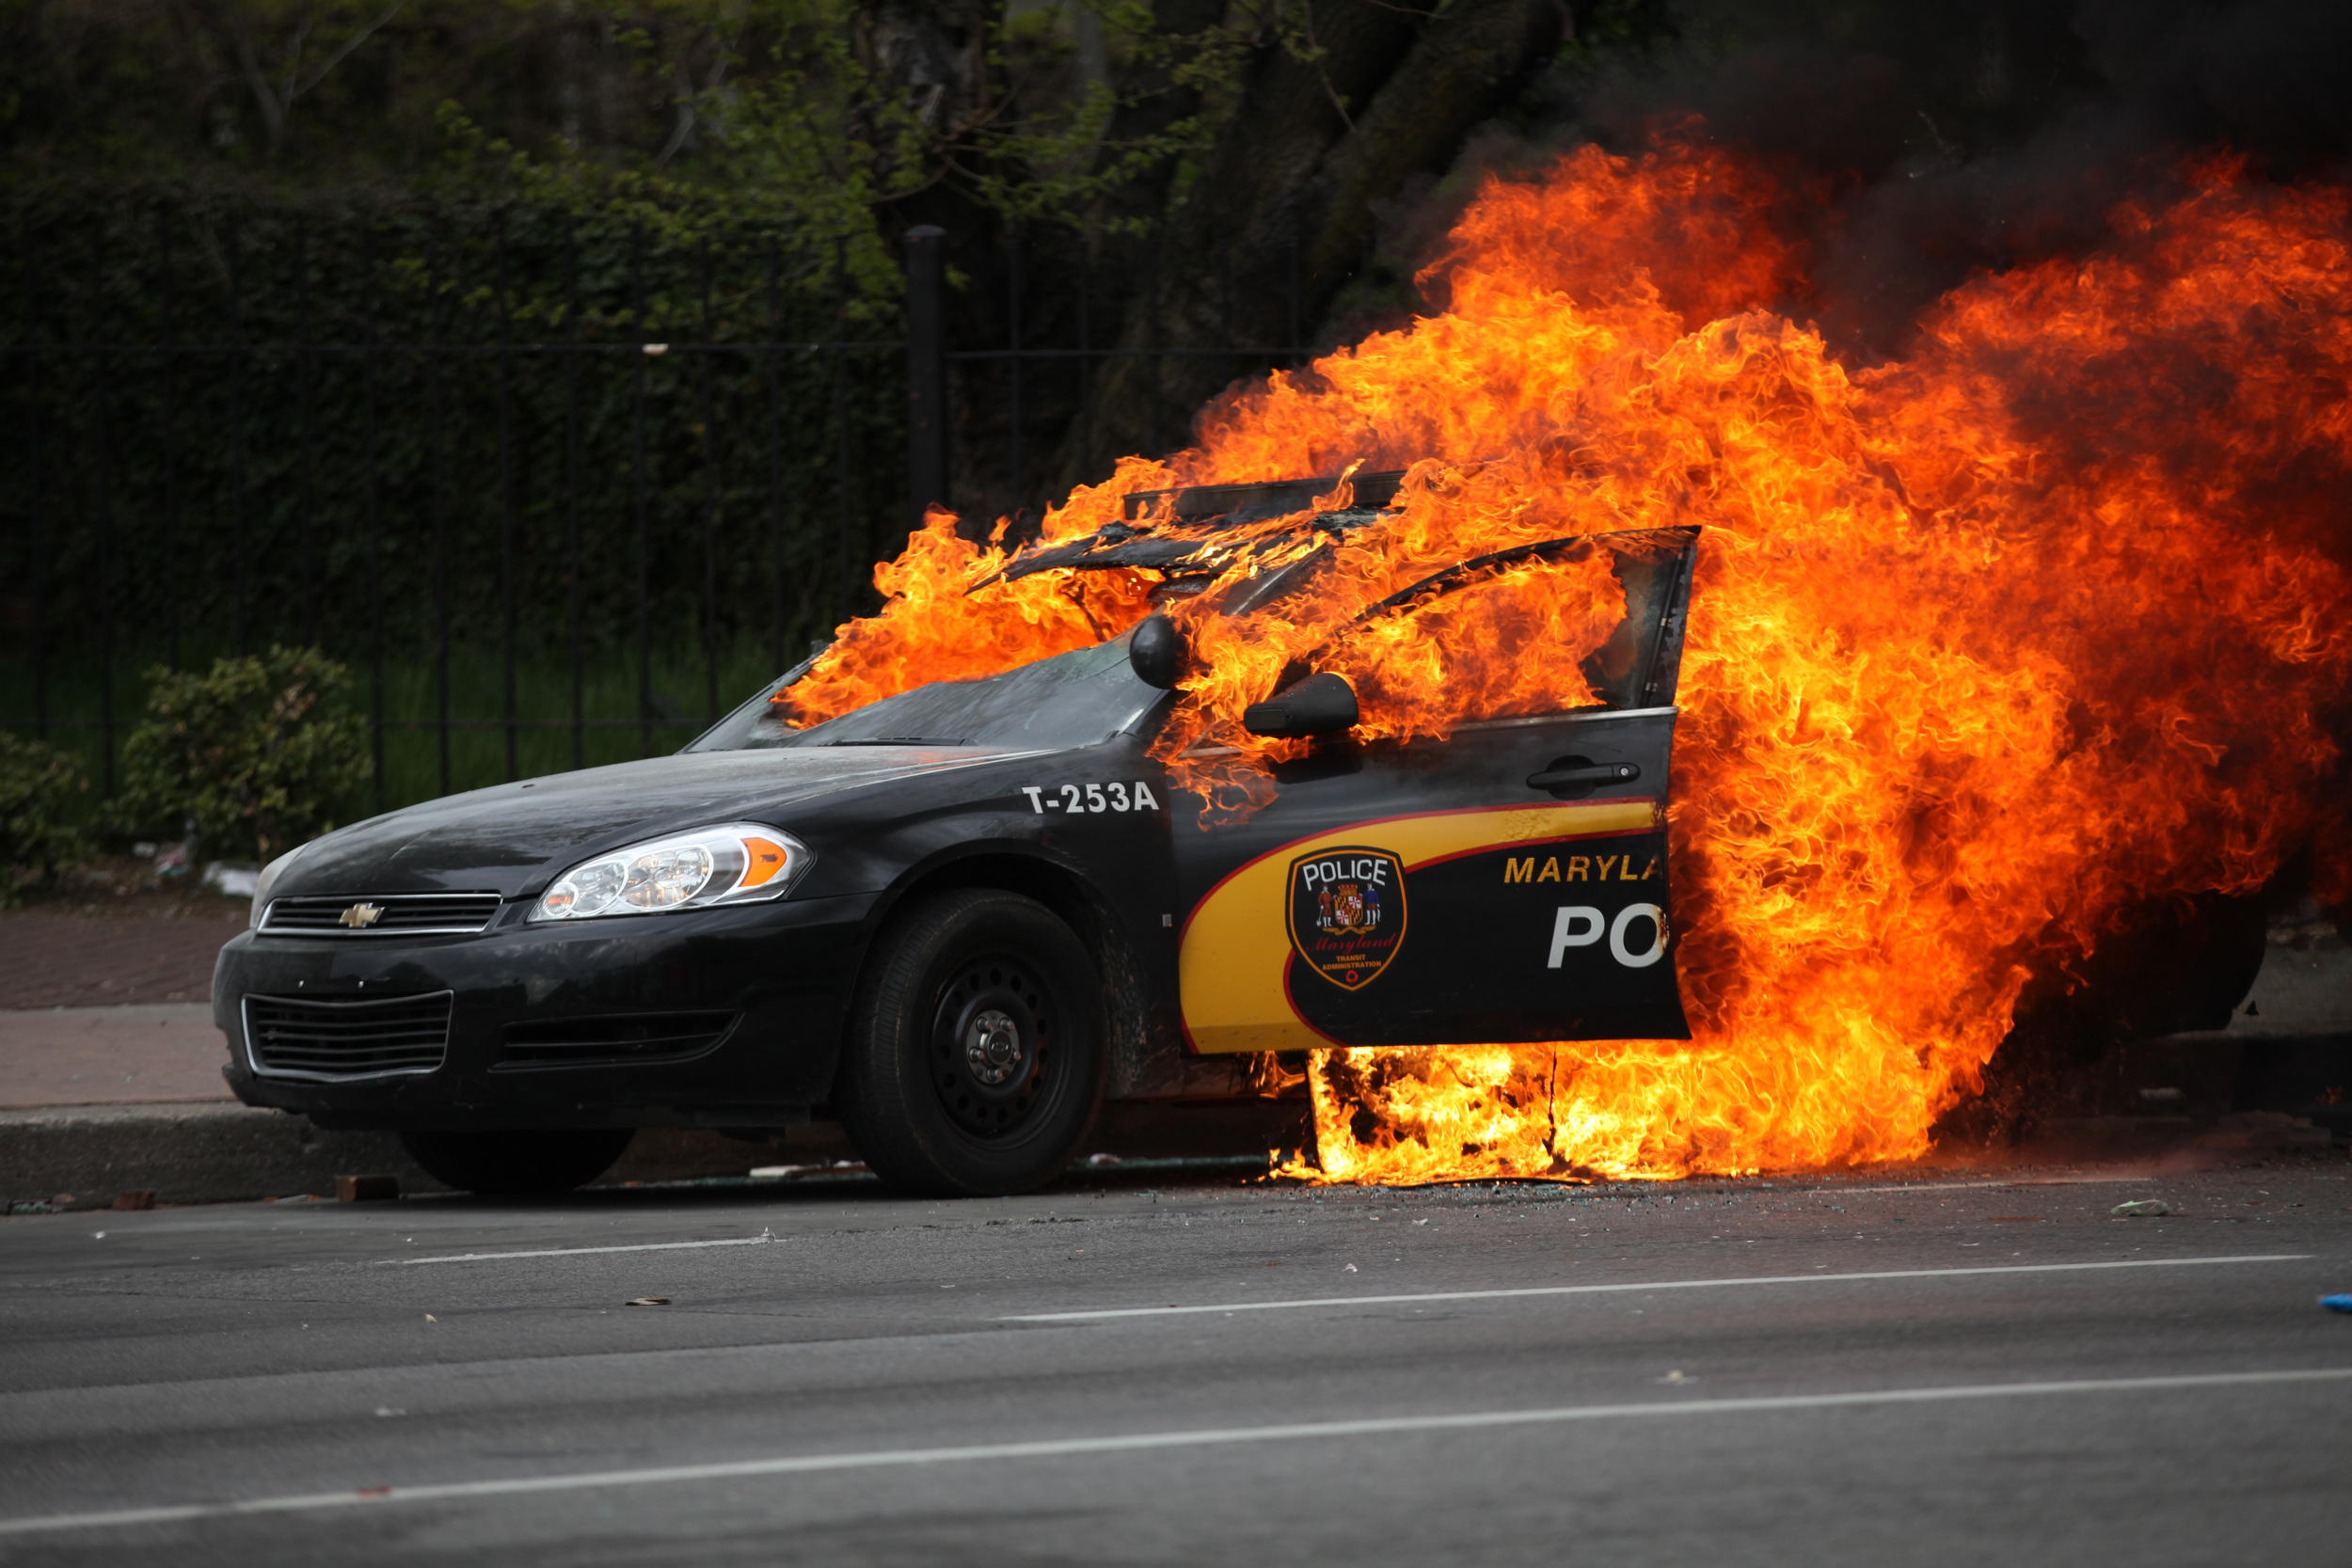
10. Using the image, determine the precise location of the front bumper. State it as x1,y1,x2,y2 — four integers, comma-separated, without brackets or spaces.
213,892,879,1130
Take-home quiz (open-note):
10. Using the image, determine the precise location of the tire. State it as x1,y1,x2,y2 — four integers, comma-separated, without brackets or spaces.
397,1127,636,1196
837,890,1105,1197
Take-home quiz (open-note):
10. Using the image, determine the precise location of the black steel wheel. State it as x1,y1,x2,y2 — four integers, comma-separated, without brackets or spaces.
397,1127,636,1196
837,890,1104,1196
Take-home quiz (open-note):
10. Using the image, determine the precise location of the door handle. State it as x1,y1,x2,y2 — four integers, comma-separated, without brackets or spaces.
1527,762,1640,790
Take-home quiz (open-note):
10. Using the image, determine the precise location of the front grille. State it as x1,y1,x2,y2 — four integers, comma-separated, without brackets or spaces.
261,893,502,936
244,991,454,1080
499,1012,738,1069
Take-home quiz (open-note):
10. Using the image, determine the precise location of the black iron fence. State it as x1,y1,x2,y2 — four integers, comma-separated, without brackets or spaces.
4,203,1331,820
934,222,1339,523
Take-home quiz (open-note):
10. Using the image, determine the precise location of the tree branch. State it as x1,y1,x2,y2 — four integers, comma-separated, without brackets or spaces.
288,2,401,102
220,1,289,145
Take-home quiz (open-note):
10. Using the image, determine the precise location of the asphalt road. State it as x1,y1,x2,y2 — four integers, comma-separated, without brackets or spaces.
3,1157,2349,1566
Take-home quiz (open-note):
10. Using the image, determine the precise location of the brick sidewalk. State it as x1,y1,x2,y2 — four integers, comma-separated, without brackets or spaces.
0,911,244,1009
0,1006,232,1109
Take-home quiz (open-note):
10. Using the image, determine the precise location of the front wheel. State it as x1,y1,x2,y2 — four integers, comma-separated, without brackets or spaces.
397,1128,636,1195
838,890,1105,1196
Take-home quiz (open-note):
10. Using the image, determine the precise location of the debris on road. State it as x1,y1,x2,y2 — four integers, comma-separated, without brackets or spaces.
2110,1199,2172,1217
626,1296,673,1307
2322,1295,2352,1314
337,1174,399,1202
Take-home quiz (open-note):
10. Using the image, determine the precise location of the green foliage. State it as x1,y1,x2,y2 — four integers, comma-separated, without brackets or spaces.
0,734,89,904
439,0,1260,279
5,0,1263,266
2,192,908,668
116,647,372,862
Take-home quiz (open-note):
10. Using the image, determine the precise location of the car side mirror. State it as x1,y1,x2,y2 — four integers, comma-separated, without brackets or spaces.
1242,673,1359,738
1129,614,1189,689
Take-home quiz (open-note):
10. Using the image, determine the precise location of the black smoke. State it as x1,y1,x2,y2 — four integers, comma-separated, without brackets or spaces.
1380,0,2352,362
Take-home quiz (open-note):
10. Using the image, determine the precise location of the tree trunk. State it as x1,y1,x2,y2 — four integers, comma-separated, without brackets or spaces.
1045,0,1561,499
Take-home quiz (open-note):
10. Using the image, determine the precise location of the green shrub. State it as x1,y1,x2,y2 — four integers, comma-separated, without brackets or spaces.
117,647,372,862
0,734,89,904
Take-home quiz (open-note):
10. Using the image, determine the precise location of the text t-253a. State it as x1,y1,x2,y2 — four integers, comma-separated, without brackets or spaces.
1021,782,1163,815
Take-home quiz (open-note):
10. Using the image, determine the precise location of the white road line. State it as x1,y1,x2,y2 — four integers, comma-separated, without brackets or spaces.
5,1367,2344,1537
1802,1177,2153,1195
1001,1254,2311,1323
385,1234,774,1266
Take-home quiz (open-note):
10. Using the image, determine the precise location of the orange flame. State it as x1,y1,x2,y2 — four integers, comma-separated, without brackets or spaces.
787,137,2352,1182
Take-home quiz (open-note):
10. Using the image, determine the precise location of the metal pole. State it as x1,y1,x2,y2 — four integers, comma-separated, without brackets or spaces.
295,218,315,649
428,231,450,798
20,215,41,741
1077,243,1090,484
1007,224,1022,514
834,241,851,625
160,206,181,669
365,228,386,812
566,229,584,772
228,214,246,657
92,221,113,797
700,238,718,722
1148,232,1163,456
767,239,785,676
633,229,651,758
903,225,949,527
498,220,516,781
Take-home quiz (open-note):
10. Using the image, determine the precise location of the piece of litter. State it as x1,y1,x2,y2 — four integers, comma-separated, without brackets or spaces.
626,1296,673,1307
2321,1294,2352,1314
423,1314,437,1323
1659,1370,1688,1384
2111,1199,2171,1217
1343,1263,1358,1273
1086,1152,1122,1167
91,1231,106,1240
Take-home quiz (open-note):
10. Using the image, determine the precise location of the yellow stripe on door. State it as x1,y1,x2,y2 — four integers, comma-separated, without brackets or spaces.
1179,799,1660,1055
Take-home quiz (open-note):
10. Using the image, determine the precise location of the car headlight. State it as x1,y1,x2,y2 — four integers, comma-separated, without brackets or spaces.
249,844,310,929
531,823,812,922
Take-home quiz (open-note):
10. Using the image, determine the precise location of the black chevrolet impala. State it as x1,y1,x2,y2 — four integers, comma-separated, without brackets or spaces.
215,476,1701,1195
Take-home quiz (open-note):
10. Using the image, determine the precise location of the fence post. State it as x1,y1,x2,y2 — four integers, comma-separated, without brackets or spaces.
904,225,949,526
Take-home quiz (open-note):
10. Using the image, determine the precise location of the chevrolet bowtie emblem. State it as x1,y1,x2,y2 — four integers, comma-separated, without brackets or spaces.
338,903,384,929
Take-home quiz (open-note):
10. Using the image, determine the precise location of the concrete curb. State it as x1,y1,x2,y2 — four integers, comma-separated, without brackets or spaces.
0,1101,1300,1210
0,1104,849,1209
1,1103,434,1207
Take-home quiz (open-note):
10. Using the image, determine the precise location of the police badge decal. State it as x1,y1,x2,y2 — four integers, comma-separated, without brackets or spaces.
1286,847,1408,990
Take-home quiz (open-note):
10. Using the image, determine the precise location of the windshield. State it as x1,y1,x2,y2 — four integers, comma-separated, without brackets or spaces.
685,629,1168,753
686,515,1695,755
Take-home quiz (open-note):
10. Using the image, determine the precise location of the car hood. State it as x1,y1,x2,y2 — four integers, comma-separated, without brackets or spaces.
272,746,1041,900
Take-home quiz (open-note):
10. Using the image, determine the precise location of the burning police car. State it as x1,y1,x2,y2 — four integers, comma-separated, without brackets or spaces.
215,473,1699,1196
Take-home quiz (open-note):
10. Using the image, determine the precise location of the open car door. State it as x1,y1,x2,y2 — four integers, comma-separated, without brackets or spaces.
1170,527,1698,1055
